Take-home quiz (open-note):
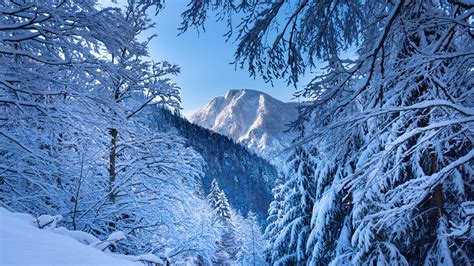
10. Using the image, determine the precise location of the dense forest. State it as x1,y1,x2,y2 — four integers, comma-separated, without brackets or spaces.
181,0,473,265
0,0,268,264
1,0,472,265
151,107,278,224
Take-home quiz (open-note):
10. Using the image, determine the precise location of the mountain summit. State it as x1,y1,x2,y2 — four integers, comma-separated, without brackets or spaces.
189,89,299,162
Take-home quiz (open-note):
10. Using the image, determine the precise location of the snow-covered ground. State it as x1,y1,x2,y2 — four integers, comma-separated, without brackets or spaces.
0,208,143,265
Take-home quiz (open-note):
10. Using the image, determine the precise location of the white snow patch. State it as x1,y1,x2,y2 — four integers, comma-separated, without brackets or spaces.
0,208,140,265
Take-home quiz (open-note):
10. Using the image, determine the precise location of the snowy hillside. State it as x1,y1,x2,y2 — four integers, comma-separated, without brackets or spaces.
152,107,278,224
0,208,155,265
189,89,300,162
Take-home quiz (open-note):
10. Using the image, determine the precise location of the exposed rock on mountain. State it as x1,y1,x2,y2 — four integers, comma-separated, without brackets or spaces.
189,89,299,163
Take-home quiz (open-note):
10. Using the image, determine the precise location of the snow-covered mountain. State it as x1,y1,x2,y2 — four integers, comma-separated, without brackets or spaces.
189,89,300,162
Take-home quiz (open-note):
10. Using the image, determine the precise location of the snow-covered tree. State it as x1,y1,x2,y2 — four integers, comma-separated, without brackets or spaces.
182,0,473,264
215,191,232,222
207,178,222,210
207,178,233,223
262,174,285,262
207,179,238,263
97,0,180,205
305,142,356,265
267,145,317,265
154,185,221,264
1,0,222,261
235,211,266,266
0,0,122,216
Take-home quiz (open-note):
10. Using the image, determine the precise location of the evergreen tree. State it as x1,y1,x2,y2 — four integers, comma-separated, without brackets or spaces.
269,145,317,265
215,191,232,222
182,0,473,264
236,211,267,266
207,179,238,263
262,174,285,262
207,178,222,211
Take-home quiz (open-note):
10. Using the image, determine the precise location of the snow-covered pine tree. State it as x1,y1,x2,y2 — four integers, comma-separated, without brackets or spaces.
236,211,266,266
269,145,317,265
215,191,232,222
207,179,233,223
262,174,285,262
181,1,473,264
305,138,358,265
207,178,222,211
342,3,474,262
206,179,238,263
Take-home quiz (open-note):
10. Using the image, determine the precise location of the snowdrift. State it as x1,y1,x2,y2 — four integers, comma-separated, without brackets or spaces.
0,208,160,265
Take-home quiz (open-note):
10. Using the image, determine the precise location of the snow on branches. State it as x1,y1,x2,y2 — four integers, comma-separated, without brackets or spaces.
182,0,473,264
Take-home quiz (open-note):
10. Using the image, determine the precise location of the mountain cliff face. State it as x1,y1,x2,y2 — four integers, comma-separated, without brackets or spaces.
189,89,299,163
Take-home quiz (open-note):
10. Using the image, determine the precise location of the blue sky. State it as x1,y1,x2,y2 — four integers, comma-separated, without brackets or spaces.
147,1,303,115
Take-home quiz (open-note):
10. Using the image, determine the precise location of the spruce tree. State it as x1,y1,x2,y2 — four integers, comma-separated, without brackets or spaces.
207,179,238,263
263,174,285,263
236,211,267,266
207,178,222,210
270,145,317,265
215,191,232,222
182,0,473,264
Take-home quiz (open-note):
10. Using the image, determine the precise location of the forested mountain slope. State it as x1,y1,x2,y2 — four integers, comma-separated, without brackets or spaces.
150,107,278,223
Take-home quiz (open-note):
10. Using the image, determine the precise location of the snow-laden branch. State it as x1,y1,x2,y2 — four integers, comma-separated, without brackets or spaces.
387,116,473,150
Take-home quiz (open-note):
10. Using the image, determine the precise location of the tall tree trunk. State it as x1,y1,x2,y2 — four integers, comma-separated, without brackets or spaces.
431,150,444,215
108,128,117,204
72,156,85,230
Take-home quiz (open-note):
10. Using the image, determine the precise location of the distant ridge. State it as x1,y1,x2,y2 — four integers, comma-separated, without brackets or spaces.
189,89,299,164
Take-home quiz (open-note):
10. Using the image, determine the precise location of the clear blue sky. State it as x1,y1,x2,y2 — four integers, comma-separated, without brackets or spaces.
147,1,304,115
